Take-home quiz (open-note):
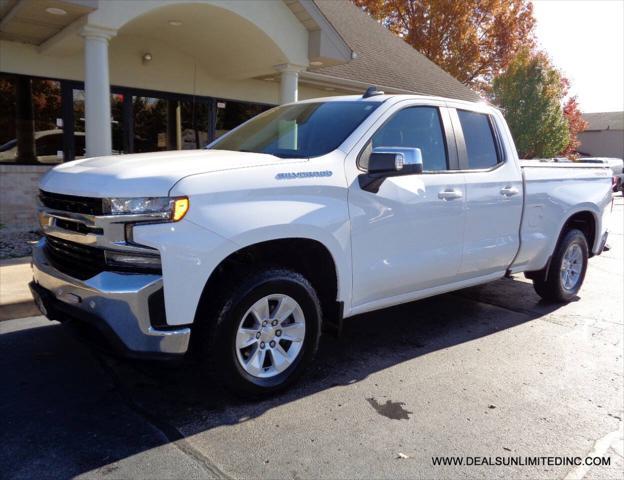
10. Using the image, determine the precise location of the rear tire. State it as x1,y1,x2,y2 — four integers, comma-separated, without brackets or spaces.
196,268,322,398
533,228,588,302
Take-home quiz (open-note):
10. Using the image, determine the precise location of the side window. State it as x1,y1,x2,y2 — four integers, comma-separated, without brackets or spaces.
457,110,500,169
360,106,448,171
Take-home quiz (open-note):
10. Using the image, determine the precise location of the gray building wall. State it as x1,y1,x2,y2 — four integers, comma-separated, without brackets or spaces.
578,130,624,159
0,165,51,232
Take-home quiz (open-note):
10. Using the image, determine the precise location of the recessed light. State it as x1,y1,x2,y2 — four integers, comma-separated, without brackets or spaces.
264,77,275,81
310,61,323,66
168,20,183,27
45,7,67,15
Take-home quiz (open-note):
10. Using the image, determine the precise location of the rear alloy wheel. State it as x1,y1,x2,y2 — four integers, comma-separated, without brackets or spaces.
204,269,321,397
559,243,583,292
533,228,588,302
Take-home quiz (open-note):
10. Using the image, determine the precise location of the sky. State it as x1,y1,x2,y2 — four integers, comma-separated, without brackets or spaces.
532,0,624,113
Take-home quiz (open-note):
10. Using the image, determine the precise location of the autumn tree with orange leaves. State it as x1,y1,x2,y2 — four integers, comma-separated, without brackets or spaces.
561,89,588,158
352,0,535,91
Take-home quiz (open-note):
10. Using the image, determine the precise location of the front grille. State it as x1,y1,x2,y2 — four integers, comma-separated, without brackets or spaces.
40,190,104,216
54,218,103,235
44,235,105,280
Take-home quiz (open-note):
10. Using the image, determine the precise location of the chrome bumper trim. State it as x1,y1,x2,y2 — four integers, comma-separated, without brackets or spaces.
31,239,190,355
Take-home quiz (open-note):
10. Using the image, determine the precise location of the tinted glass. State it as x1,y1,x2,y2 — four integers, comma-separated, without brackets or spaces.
369,107,448,171
209,101,379,158
0,74,63,164
215,100,271,139
457,110,499,169
35,133,63,156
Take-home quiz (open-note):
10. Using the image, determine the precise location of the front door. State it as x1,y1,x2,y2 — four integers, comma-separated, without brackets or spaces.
348,105,466,310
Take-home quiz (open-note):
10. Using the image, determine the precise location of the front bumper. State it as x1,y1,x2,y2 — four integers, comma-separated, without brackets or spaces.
31,239,190,357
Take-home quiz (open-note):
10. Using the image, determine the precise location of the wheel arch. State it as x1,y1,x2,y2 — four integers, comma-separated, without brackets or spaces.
558,208,599,257
525,207,599,282
192,235,346,337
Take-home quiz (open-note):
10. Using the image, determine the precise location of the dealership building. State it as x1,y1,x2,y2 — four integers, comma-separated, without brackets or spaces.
0,0,477,231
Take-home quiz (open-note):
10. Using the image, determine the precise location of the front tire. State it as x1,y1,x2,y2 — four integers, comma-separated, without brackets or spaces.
198,268,322,397
533,228,588,302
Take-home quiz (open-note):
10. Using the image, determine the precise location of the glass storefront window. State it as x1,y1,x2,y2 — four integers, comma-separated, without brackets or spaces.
133,96,169,153
111,93,125,154
133,97,215,153
72,89,86,159
0,74,64,164
181,100,211,149
215,100,270,139
0,72,273,162
72,90,124,158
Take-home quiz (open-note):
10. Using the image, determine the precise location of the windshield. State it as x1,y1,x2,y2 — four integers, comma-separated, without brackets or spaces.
208,101,380,158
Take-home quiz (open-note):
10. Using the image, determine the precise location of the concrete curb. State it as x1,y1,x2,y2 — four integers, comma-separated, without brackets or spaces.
0,301,39,322
0,256,37,321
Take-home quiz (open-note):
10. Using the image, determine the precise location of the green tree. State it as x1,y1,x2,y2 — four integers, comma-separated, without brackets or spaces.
491,48,569,158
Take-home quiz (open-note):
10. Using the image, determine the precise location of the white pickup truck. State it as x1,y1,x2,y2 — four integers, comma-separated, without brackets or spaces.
30,90,612,396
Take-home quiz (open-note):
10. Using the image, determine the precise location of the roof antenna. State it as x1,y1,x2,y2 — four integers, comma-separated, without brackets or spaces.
363,86,384,98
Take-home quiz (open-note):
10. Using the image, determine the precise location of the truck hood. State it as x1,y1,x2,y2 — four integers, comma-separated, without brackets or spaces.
40,149,302,197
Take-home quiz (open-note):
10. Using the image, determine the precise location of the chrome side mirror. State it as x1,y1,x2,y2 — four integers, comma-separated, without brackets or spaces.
370,147,423,173
360,147,424,193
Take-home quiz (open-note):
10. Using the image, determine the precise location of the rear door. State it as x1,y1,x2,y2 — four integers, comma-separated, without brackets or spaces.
450,107,523,277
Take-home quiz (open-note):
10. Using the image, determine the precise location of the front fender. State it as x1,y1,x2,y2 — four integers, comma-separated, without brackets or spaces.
133,220,241,326
165,159,352,318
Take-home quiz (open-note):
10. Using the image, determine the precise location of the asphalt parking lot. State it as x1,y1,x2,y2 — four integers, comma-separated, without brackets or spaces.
1,198,622,480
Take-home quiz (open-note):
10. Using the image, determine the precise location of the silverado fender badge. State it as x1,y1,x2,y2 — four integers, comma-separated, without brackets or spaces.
275,171,333,180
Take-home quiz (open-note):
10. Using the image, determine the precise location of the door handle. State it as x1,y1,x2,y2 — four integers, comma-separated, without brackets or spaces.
438,189,463,201
500,185,520,197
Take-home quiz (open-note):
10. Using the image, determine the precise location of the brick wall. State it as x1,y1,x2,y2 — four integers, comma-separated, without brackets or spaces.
0,164,51,233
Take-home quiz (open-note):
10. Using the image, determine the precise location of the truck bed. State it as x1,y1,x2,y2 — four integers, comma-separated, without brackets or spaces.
510,161,612,274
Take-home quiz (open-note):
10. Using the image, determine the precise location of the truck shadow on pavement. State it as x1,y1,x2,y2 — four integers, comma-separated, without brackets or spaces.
1,276,566,479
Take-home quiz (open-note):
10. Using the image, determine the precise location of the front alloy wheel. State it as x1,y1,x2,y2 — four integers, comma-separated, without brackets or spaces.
202,268,322,397
235,294,306,378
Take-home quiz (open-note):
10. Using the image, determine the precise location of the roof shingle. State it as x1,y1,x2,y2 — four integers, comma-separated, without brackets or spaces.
311,0,480,102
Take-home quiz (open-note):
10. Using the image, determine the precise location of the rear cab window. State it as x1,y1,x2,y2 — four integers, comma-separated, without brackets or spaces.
457,110,501,170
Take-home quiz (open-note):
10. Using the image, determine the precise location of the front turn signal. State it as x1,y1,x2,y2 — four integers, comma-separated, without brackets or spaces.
172,197,189,221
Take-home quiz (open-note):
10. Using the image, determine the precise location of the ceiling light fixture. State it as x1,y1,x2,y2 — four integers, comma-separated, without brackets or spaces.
142,52,153,64
310,61,323,66
45,7,67,15
168,20,183,27
264,77,275,81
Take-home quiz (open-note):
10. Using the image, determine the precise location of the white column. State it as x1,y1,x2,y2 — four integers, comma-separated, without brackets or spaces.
81,26,116,157
274,64,304,104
